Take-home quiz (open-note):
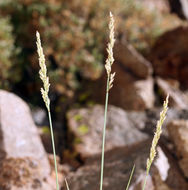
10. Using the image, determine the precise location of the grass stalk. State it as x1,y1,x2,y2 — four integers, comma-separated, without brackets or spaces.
100,12,115,190
36,31,59,190
142,171,148,190
100,75,110,190
125,164,135,190
65,178,70,190
48,111,59,190
142,95,169,190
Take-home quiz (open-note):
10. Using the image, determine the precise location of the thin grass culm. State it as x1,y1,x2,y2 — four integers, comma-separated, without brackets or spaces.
142,95,169,190
36,31,59,190
100,12,115,190
125,164,135,190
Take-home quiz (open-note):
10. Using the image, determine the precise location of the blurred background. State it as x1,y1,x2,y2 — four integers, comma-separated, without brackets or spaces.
1,0,188,189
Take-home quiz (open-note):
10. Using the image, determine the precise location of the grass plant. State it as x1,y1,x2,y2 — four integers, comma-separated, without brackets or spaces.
142,95,169,190
35,10,169,190
36,31,59,190
100,12,116,190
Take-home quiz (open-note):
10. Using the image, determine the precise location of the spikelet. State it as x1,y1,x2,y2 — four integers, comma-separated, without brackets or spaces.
146,95,169,173
36,31,50,111
105,12,116,91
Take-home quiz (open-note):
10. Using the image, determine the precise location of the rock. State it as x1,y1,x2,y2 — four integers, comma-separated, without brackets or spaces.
154,147,170,181
130,174,155,190
167,120,188,178
109,67,154,110
67,105,148,159
179,0,188,19
169,0,188,19
66,140,188,190
156,77,188,109
31,107,48,127
131,146,188,190
0,157,55,190
0,90,56,189
113,39,153,79
67,141,150,190
68,104,188,160
93,40,155,110
150,26,188,89
152,170,172,190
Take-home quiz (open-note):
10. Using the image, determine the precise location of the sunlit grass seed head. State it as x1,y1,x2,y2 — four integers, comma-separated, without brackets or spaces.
146,95,169,174
36,31,50,111
105,12,116,91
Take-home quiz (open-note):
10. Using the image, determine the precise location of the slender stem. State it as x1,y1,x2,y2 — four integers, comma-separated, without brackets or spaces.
48,111,59,190
100,75,110,190
142,171,149,190
125,164,135,190
65,178,70,190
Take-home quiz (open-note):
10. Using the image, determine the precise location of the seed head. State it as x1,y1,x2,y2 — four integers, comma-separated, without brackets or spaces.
36,31,50,111
146,95,169,173
105,12,116,91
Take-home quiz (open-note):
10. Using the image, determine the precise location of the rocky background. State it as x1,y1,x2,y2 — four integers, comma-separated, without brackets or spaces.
1,0,188,189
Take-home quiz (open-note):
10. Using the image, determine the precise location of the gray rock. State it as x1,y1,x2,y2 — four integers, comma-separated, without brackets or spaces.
66,140,188,190
109,40,155,110
0,90,54,189
67,105,148,159
31,107,48,126
167,120,188,178
68,104,188,160
156,77,188,109
67,141,150,190
113,39,153,79
150,26,188,89
169,0,188,20
92,39,155,111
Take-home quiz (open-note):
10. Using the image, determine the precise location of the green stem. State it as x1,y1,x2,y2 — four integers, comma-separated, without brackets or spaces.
100,75,110,190
125,164,135,190
48,111,59,190
142,171,149,190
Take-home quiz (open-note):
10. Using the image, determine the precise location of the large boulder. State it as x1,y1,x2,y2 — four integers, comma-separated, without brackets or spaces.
150,26,188,89
93,40,155,110
66,140,188,190
156,77,188,109
67,104,188,161
167,120,188,178
169,0,188,19
67,141,151,190
67,105,148,160
0,90,55,189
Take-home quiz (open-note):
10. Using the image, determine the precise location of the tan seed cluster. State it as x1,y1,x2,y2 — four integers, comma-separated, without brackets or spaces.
146,95,169,173
36,31,50,111
105,12,116,91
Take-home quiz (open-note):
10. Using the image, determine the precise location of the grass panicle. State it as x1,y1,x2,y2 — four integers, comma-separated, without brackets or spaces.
36,31,50,111
105,12,116,91
142,95,169,190
36,31,59,190
100,12,115,190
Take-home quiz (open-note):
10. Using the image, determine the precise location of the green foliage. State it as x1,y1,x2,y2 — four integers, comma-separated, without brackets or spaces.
0,0,123,98
0,0,181,99
0,17,19,89
120,0,182,54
